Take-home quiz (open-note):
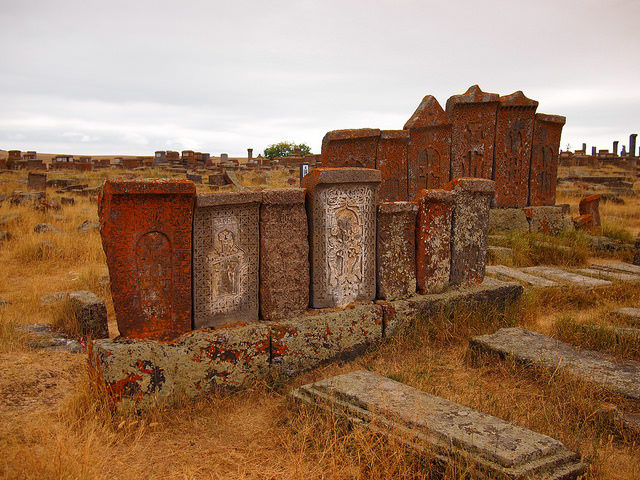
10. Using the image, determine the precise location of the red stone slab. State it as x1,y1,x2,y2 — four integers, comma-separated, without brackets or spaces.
404,96,451,198
529,113,566,206
376,130,409,202
446,85,499,180
320,129,380,169
414,189,454,294
493,91,538,208
98,179,196,341
579,194,601,226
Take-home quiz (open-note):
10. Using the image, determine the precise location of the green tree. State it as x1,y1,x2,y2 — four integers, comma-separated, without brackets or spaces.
263,141,311,160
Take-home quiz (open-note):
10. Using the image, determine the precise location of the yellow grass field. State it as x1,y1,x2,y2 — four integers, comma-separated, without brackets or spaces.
1,167,639,479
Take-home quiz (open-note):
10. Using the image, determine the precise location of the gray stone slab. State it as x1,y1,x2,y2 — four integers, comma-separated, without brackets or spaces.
591,262,640,276
581,324,640,341
612,308,640,323
521,266,612,288
577,267,640,282
471,328,640,399
486,265,558,288
291,370,585,480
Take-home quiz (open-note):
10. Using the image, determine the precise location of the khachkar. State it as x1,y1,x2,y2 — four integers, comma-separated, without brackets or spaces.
98,179,195,340
193,191,261,329
319,85,565,208
301,168,381,308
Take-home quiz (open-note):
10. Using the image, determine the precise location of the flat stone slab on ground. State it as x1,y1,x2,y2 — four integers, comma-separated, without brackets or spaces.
590,262,640,276
290,370,585,480
577,267,640,283
612,308,640,323
521,266,612,288
471,327,640,399
581,325,640,341
486,265,558,287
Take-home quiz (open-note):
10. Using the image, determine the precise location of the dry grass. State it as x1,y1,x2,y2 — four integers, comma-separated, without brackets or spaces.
489,230,591,267
1,168,640,479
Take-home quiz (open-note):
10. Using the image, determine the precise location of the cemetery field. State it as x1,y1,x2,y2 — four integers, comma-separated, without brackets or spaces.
1,169,640,479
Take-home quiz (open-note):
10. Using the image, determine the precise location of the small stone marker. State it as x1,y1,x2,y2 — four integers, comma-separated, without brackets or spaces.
523,206,565,235
193,192,261,329
259,189,309,320
471,327,640,399
376,202,417,300
290,370,586,480
301,168,381,308
27,172,47,191
68,291,109,338
613,308,640,323
445,178,495,287
529,113,565,206
98,179,195,341
521,266,612,288
578,268,640,282
376,130,409,201
320,129,380,169
579,194,601,226
186,173,202,184
485,265,558,287
591,262,640,276
414,189,454,294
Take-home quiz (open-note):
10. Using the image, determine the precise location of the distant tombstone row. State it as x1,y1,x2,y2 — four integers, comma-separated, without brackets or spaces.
320,85,566,208
98,171,494,341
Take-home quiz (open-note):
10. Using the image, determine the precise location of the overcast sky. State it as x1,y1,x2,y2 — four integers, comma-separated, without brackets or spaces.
1,0,638,157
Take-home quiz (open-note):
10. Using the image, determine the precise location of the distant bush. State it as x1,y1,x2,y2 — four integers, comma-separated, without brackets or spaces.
263,141,311,160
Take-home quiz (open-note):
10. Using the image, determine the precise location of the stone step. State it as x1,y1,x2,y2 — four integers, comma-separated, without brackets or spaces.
470,328,640,399
578,267,640,282
290,370,586,480
613,307,640,323
591,262,640,275
521,266,612,288
486,265,558,287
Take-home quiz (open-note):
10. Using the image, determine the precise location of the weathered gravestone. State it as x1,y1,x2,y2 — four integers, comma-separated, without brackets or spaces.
579,193,601,226
98,179,195,340
320,129,380,169
493,91,538,208
376,130,409,202
376,202,417,300
521,266,612,288
523,206,565,235
186,173,202,184
68,291,109,338
445,178,495,287
27,172,47,191
446,85,499,180
485,265,558,288
634,236,640,266
489,208,530,233
193,192,260,329
403,95,452,198
414,189,454,294
301,168,381,308
291,370,586,480
259,189,309,321
529,113,566,206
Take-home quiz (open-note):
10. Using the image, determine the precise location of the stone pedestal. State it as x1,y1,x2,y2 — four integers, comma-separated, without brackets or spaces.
445,178,495,287
301,168,381,308
578,193,601,226
446,85,499,180
524,206,565,235
320,129,380,169
376,202,418,300
259,189,309,321
414,189,454,294
193,192,261,329
493,91,538,208
376,130,409,202
98,179,195,341
404,95,452,198
529,113,566,206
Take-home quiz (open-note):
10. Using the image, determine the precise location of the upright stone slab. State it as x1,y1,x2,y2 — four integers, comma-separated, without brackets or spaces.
404,96,452,198
579,193,601,226
414,189,454,294
27,172,47,191
98,179,195,340
301,168,381,308
494,91,538,208
376,202,417,300
445,178,495,287
446,85,499,179
376,130,409,202
529,113,566,206
291,370,586,480
320,129,380,169
259,189,309,321
193,192,260,329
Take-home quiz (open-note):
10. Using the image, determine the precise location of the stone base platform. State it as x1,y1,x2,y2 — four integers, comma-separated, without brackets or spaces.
90,279,523,411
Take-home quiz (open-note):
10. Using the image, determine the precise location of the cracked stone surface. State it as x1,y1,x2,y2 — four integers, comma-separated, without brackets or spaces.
521,266,612,288
486,265,558,287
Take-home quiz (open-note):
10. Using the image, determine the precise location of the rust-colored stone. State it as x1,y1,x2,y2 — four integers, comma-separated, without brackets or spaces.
376,130,409,201
320,129,380,169
494,92,538,207
259,189,309,320
444,178,495,287
446,85,499,179
529,113,566,206
573,214,595,230
27,172,47,191
414,189,454,294
404,96,452,198
578,194,601,226
376,202,418,300
98,179,196,341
